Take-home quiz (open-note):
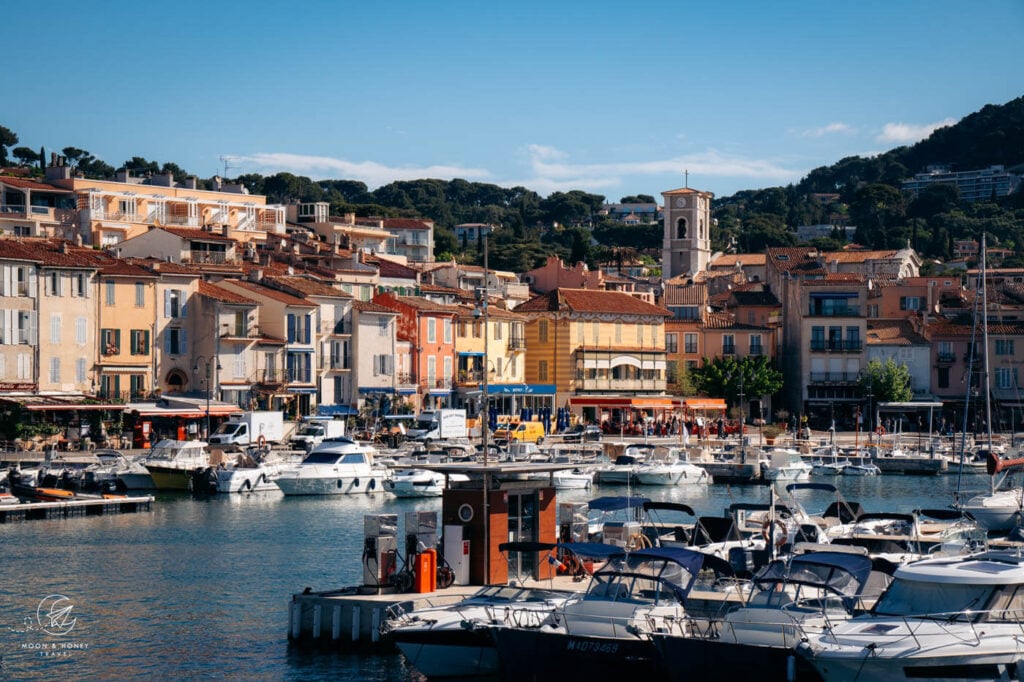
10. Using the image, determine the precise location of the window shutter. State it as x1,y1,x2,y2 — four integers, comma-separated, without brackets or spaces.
179,291,187,318
28,270,37,297
28,312,37,345
1,266,9,296
180,328,187,355
164,289,171,318
287,314,296,343
165,331,172,354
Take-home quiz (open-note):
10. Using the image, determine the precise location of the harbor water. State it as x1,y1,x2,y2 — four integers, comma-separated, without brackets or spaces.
0,474,981,679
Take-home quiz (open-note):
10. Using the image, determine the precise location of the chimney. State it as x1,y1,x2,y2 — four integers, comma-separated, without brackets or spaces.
116,169,130,183
250,269,264,282
183,176,198,190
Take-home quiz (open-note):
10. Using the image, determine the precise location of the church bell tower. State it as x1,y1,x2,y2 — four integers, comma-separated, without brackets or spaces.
662,185,714,280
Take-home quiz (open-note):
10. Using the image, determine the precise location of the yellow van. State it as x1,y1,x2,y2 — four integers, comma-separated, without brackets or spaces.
493,421,546,444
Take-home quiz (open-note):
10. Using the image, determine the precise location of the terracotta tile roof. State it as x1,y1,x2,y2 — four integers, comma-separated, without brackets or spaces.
710,253,767,268
516,288,671,317
381,218,433,230
265,275,352,299
662,187,714,197
0,238,104,269
393,296,459,314
419,282,462,295
866,320,927,346
353,301,397,314
222,279,317,307
198,280,259,305
128,257,200,275
827,250,899,263
455,304,525,321
0,176,72,192
662,283,707,307
375,258,419,279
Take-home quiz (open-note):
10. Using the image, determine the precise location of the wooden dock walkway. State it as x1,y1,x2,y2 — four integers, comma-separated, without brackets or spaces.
0,495,154,523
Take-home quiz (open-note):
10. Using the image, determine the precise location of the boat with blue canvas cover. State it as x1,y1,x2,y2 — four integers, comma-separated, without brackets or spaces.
490,547,705,681
651,549,880,682
385,541,617,679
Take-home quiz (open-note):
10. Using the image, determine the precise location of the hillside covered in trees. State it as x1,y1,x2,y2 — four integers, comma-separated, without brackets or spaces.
2,95,1023,271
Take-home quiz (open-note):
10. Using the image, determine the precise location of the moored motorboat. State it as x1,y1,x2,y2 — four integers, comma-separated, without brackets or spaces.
383,469,469,498
274,437,389,496
651,549,880,682
798,550,1024,682
142,440,211,491
386,583,574,678
490,547,704,681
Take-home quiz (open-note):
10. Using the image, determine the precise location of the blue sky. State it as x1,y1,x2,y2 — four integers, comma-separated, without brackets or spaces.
6,1,1023,202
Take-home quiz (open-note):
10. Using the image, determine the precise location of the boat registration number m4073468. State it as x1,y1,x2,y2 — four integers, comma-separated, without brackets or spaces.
564,639,619,655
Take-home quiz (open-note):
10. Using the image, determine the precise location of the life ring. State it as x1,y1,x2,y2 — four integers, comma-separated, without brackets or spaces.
257,435,267,449
760,519,787,548
875,426,885,436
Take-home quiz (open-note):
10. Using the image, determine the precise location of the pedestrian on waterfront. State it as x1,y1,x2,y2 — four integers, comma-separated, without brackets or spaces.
717,417,725,439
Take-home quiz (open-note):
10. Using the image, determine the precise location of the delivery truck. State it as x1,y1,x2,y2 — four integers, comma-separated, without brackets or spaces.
290,417,346,451
406,409,468,443
207,411,285,447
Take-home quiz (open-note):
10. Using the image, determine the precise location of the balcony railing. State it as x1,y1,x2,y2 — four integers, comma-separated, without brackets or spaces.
457,370,484,385
577,378,666,392
936,352,956,363
684,344,698,354
722,344,736,355
396,373,417,386
810,340,863,353
254,369,312,384
185,251,231,264
325,356,351,370
749,346,764,356
809,372,860,384
509,335,526,350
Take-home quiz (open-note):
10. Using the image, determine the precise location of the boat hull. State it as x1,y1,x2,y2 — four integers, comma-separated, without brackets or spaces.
144,465,194,491
275,474,388,496
652,634,821,682
492,626,658,681
392,627,496,677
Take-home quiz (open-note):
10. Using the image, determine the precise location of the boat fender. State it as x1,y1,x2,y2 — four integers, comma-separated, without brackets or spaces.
337,479,344,489
761,519,787,548
368,478,376,491
354,478,360,488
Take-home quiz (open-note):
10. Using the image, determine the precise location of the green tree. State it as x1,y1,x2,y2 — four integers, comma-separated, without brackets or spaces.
690,355,783,408
859,358,912,403
620,194,655,204
0,125,17,165
39,146,46,170
11,146,38,166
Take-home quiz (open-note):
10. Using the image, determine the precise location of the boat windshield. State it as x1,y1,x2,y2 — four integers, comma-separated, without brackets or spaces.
588,554,693,604
301,451,344,465
873,578,995,622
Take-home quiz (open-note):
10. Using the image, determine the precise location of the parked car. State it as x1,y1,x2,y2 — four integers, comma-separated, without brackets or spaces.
563,424,602,443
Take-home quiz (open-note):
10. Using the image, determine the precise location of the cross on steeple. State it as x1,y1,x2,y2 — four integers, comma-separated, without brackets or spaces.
684,170,689,188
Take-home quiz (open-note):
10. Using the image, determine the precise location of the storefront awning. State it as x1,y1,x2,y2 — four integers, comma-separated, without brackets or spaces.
288,387,318,394
0,393,127,411
487,384,556,395
568,396,676,409
682,398,728,412
359,387,395,394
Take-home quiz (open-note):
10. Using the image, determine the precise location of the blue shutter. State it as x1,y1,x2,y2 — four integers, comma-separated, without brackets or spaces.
304,314,312,343
164,290,171,318
287,314,296,343
165,331,171,354
181,328,187,355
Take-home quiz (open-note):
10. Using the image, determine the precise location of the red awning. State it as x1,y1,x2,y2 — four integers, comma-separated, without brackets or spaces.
568,396,676,409
682,398,727,412
24,403,126,411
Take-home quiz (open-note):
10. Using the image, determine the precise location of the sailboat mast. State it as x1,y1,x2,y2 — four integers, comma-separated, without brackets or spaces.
981,234,994,452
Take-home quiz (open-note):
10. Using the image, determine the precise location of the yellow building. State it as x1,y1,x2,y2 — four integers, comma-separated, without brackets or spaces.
516,288,671,423
454,304,528,416
94,258,158,401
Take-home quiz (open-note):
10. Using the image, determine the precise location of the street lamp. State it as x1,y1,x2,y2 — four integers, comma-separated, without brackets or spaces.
194,355,222,440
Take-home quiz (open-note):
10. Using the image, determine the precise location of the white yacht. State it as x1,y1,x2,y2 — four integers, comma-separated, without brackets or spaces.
634,447,709,486
212,450,300,493
274,437,388,496
760,450,812,482
798,550,1024,682
383,469,469,498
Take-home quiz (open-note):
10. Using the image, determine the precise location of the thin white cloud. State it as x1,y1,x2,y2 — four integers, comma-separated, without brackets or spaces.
231,152,491,189
511,145,804,193
230,146,806,197
799,122,855,138
876,118,956,144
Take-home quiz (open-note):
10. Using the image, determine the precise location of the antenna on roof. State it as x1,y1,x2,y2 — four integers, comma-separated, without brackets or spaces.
219,156,236,178
684,169,689,188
